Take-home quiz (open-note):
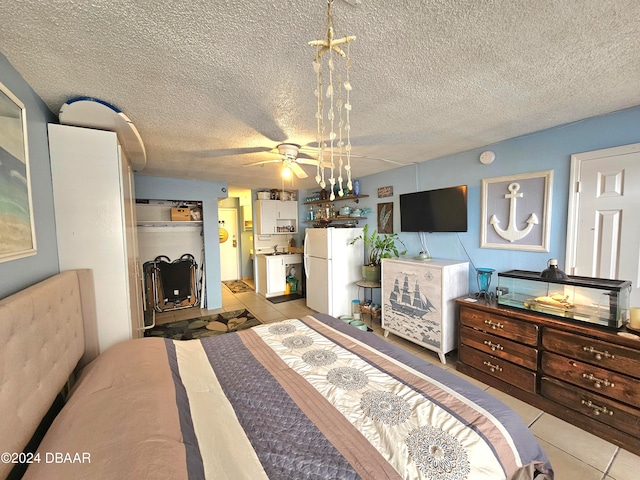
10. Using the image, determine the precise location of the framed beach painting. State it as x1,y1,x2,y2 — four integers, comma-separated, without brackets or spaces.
0,81,37,263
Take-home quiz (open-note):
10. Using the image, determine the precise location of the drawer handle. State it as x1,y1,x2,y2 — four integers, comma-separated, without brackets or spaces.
484,319,504,330
483,340,504,351
582,373,615,389
582,346,615,361
581,399,614,416
483,361,503,373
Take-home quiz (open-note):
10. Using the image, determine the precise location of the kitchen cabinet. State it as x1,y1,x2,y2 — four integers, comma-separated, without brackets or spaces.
456,299,640,456
255,200,298,234
257,253,302,297
48,124,143,353
381,258,469,364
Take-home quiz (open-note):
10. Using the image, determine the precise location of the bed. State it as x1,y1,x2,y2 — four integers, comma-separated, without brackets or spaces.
0,270,553,479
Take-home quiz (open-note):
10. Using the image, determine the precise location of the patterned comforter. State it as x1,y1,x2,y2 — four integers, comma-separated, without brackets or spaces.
25,313,553,479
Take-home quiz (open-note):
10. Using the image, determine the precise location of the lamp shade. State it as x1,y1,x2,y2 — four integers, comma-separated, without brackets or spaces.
540,259,568,280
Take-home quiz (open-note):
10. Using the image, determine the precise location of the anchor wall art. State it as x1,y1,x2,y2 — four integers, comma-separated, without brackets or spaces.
480,170,553,252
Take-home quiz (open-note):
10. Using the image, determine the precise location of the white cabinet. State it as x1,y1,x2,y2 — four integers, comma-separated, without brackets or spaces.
381,258,469,364
255,200,298,234
257,253,302,297
48,124,144,353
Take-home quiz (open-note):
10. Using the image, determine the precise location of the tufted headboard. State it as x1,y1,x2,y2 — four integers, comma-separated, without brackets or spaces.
0,269,99,479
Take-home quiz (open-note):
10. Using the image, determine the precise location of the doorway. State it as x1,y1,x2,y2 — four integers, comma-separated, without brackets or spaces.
218,208,239,281
566,142,640,306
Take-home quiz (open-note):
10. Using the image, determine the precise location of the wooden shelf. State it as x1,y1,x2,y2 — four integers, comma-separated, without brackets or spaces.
303,216,367,224
304,194,369,205
137,220,203,228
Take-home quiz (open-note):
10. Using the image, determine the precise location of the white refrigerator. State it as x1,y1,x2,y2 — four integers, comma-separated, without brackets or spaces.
304,227,364,317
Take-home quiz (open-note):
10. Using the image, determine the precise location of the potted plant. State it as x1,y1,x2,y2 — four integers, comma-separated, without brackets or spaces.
350,224,407,282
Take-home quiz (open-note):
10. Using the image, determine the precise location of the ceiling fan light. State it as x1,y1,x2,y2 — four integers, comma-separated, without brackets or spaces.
282,166,292,179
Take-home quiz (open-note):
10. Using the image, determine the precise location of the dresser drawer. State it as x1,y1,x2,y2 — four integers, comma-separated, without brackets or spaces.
541,376,640,438
542,328,640,379
459,344,537,393
541,351,640,407
459,306,538,346
460,326,538,370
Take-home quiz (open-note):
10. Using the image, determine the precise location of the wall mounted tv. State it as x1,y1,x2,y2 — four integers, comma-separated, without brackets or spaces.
400,185,468,232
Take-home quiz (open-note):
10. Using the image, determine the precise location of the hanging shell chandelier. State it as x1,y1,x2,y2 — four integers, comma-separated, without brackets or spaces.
309,0,356,201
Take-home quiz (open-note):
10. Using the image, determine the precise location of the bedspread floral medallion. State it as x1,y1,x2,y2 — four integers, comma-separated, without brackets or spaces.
268,323,297,336
302,349,338,367
327,367,369,390
360,391,411,426
406,426,471,480
281,335,314,349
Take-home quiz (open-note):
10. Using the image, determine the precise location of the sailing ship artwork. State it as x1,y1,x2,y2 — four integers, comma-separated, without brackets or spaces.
384,267,443,349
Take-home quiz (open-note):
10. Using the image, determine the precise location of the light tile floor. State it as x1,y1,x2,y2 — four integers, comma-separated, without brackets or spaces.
163,283,639,480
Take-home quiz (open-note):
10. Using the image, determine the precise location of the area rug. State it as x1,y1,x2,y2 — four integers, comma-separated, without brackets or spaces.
268,292,304,304
223,280,254,293
145,309,261,340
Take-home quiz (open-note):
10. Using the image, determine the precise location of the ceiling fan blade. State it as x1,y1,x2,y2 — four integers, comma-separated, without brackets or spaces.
296,158,318,166
193,146,273,158
243,159,281,167
347,153,409,166
300,144,409,166
290,162,308,179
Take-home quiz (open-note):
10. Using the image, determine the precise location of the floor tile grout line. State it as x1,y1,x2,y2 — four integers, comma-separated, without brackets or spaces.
528,410,545,428
601,447,619,480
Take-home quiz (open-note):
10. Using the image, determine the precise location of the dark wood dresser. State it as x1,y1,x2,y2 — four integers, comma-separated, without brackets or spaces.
456,298,640,455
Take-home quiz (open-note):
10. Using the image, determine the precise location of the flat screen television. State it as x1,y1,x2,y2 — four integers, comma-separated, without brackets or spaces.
400,185,467,232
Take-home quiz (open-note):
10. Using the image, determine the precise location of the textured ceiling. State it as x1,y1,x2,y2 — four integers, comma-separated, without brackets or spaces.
1,1,639,190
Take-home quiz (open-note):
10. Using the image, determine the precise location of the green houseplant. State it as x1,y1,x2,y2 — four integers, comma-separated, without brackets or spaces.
350,224,407,282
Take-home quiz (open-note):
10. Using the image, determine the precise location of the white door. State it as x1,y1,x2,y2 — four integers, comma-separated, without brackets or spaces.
566,143,640,305
218,208,239,281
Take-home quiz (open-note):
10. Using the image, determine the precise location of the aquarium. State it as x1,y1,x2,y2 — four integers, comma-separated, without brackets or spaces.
496,270,631,328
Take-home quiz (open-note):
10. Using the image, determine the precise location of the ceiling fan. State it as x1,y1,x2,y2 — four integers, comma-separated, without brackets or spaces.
243,143,321,179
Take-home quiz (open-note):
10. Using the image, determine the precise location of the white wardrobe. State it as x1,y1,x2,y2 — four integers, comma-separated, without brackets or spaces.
48,124,143,353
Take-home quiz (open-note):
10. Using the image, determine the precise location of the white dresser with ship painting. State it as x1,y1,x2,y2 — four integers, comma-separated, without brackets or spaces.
381,258,469,364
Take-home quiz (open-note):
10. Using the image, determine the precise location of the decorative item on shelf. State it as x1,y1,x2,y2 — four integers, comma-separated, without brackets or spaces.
170,207,191,221
339,206,352,216
308,0,356,199
313,219,333,228
349,224,407,282
351,299,361,319
540,258,568,280
475,267,495,301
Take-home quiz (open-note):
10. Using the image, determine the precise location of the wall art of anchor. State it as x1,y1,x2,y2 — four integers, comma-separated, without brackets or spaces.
490,182,538,242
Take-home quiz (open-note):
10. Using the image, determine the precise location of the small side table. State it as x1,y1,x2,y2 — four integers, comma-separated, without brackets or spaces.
356,279,381,329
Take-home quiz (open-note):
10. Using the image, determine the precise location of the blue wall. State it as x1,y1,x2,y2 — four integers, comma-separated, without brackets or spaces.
0,54,58,299
300,106,640,297
134,175,228,309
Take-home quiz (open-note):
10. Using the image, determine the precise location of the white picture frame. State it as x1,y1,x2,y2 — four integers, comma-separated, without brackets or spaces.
480,170,553,252
0,81,37,263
